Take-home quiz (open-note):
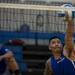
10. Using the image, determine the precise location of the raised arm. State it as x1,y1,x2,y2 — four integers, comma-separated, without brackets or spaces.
64,20,74,57
43,59,53,75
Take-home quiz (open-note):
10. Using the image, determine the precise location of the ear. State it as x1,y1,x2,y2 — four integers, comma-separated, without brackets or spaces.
48,45,51,50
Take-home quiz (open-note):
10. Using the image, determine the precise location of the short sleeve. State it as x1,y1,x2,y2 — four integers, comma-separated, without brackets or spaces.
0,46,9,55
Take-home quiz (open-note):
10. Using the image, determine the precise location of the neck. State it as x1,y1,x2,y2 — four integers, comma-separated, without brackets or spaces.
53,53,61,60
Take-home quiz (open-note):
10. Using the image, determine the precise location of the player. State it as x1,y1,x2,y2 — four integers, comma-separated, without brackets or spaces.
43,20,75,75
0,46,13,75
0,44,22,75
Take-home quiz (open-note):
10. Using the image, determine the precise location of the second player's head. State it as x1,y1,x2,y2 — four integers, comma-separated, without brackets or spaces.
49,36,63,54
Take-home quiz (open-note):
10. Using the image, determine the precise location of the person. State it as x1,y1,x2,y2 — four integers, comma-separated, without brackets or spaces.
0,44,22,75
0,46,13,75
43,19,75,75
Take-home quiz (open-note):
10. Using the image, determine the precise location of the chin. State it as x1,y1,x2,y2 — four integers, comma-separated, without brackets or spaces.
55,49,61,53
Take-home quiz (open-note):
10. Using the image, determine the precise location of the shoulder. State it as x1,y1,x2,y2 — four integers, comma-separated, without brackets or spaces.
45,58,52,71
45,58,51,66
0,46,9,52
43,58,53,75
46,58,50,64
0,46,4,50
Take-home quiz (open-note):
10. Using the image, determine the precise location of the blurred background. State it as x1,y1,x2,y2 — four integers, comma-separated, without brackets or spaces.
0,0,75,75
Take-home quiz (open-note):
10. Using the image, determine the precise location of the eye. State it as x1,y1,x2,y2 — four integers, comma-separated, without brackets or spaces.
52,41,55,44
57,40,61,44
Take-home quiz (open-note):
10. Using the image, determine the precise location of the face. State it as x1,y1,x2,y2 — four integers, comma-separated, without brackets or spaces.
49,38,62,54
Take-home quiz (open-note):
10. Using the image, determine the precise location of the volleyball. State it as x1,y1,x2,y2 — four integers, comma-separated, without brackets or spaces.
58,4,74,21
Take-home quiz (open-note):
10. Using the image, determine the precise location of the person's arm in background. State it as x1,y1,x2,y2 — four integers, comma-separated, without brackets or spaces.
64,20,74,57
0,48,13,61
4,49,22,75
0,46,21,75
7,57,21,75
43,59,53,75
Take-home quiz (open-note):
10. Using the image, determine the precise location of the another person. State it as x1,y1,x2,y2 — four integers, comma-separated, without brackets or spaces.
0,46,13,75
0,44,22,75
43,20,75,75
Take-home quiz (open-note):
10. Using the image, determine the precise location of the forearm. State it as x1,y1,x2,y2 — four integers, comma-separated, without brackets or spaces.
65,20,74,56
66,20,73,35
7,58,19,71
2,51,13,59
65,20,73,45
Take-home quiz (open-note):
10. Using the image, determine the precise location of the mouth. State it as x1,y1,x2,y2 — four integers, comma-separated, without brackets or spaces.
55,47,60,50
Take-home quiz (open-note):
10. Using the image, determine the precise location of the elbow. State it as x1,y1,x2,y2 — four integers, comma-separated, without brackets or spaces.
8,51,14,58
6,51,14,61
11,51,14,57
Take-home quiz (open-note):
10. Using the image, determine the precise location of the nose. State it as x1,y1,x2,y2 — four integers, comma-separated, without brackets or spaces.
55,42,59,46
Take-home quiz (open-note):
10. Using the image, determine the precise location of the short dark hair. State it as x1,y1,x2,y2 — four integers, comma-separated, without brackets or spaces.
49,36,61,44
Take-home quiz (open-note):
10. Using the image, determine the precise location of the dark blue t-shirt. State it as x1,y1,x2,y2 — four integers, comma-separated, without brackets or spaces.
0,46,9,74
51,54,75,75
